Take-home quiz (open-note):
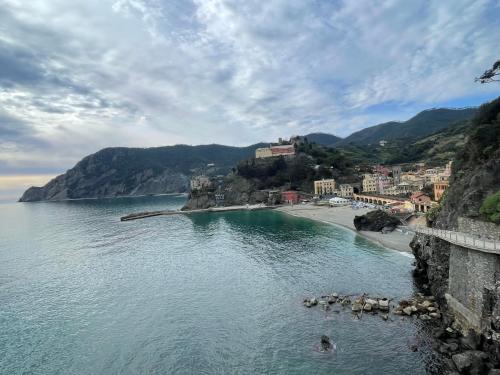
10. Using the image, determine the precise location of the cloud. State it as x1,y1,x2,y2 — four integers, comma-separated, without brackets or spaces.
0,0,499,177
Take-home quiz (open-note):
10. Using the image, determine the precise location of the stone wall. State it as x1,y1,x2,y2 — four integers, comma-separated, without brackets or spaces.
457,217,500,241
446,217,500,333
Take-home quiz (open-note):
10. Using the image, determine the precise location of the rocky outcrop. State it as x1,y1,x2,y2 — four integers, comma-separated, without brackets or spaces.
20,167,189,202
353,210,401,232
411,234,451,306
182,175,273,210
19,143,264,202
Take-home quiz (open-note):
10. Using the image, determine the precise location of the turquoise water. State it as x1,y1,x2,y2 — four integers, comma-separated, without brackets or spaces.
0,196,440,374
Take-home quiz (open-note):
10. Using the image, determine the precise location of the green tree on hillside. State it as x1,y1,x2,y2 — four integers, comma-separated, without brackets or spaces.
480,192,500,224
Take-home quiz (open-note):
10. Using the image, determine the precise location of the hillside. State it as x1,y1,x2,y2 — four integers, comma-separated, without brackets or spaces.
19,143,266,201
337,107,477,146
183,139,359,210
301,133,343,147
337,119,471,166
435,96,500,227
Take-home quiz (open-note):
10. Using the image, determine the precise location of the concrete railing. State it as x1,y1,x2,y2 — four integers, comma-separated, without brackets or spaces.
410,226,500,255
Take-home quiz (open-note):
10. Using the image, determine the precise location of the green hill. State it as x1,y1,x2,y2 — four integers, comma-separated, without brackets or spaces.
19,143,266,201
301,133,343,147
337,108,477,146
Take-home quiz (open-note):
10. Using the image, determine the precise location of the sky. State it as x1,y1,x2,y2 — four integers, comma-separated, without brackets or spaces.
0,0,499,201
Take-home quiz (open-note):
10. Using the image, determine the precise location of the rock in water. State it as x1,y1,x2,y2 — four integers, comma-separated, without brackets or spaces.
352,302,362,312
403,306,413,316
378,299,390,311
353,210,401,232
320,335,332,351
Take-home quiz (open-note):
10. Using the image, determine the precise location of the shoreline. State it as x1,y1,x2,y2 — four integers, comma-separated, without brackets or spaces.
276,204,414,256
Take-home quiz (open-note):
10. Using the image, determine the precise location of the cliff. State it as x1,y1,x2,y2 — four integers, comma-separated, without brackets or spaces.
412,97,500,303
410,97,500,372
19,144,264,202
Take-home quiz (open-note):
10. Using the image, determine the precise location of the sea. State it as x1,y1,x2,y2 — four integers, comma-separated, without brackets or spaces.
0,195,442,374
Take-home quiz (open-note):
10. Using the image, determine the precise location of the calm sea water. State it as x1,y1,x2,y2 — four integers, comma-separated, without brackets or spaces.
0,195,440,374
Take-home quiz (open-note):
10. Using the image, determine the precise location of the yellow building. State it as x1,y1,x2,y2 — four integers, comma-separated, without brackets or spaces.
434,179,449,201
339,184,354,198
314,179,336,196
362,174,378,193
255,147,273,158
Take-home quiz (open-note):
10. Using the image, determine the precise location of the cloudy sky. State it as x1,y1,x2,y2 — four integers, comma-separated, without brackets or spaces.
0,0,499,200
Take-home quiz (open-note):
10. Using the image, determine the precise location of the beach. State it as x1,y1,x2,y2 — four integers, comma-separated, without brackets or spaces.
276,204,415,254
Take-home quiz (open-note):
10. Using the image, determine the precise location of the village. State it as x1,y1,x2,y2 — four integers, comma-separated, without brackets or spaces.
189,137,452,217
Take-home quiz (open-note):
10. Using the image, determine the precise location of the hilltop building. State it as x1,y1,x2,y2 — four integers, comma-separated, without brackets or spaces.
314,179,336,196
255,144,296,159
255,148,273,158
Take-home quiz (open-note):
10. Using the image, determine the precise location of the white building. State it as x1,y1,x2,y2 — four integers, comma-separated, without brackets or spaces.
190,176,211,191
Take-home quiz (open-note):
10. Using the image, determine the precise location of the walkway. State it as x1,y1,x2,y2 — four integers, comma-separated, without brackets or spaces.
409,226,500,254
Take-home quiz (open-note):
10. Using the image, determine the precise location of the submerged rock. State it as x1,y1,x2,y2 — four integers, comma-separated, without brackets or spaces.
320,335,332,351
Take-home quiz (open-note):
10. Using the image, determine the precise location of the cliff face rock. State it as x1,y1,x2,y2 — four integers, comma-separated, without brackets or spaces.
411,97,500,292
182,176,270,210
20,167,189,202
435,97,500,229
411,234,451,306
19,143,264,202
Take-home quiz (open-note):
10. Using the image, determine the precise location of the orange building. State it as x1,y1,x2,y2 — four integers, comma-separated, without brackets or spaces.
434,181,449,201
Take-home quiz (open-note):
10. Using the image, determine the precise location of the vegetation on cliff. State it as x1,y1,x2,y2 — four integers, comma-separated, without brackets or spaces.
235,139,356,192
480,191,500,224
433,96,500,228
19,144,266,201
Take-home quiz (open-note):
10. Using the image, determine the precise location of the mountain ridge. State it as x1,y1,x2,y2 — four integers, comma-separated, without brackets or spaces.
19,107,479,202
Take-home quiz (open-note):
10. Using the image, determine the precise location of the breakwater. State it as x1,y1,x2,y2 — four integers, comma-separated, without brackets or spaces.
120,204,277,221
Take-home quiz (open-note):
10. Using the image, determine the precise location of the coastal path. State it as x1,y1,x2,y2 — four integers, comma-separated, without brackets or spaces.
408,226,500,254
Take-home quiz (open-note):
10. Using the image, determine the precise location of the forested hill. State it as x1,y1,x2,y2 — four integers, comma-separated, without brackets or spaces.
19,143,266,201
301,133,343,147
335,107,477,146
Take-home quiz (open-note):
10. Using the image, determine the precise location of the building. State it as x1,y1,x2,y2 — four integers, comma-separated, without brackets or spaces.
314,179,336,196
339,184,354,198
255,144,295,159
392,165,402,185
373,165,390,176
434,179,449,201
362,174,378,193
410,192,434,213
255,147,273,158
190,175,211,191
353,193,414,212
379,140,388,147
377,176,393,194
329,197,350,206
270,145,295,156
282,190,300,204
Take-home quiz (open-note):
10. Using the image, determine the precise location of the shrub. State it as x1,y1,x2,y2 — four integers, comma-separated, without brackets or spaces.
480,191,500,224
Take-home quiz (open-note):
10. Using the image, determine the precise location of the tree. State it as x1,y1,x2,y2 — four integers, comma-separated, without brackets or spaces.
475,60,500,83
480,191,500,224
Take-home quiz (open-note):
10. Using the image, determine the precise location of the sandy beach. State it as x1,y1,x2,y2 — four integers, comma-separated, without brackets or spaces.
276,204,415,254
